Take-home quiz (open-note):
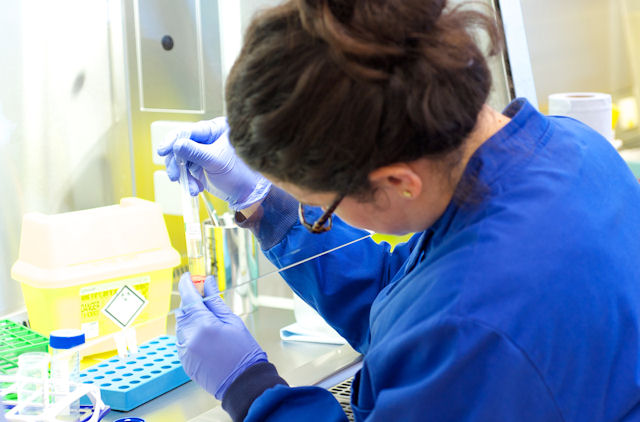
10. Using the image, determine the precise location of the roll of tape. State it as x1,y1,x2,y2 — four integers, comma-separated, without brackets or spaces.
548,92,613,141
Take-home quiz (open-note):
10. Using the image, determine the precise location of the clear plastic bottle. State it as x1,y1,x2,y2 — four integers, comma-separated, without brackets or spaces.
49,329,85,420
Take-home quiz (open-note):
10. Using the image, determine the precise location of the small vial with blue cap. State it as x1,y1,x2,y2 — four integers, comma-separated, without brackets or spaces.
49,329,86,420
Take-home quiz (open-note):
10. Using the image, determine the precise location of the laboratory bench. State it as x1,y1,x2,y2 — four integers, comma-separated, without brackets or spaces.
101,306,362,422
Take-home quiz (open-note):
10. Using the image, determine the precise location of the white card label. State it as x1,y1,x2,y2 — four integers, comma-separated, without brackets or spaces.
81,321,100,340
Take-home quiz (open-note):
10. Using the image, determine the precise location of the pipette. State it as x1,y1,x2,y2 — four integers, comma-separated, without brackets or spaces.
201,193,220,227
177,137,206,296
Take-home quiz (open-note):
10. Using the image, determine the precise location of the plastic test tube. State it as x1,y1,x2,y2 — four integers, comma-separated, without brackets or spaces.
17,352,50,416
49,329,85,418
178,157,207,296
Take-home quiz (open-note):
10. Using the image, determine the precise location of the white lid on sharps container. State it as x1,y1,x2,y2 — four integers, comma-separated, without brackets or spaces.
49,329,86,350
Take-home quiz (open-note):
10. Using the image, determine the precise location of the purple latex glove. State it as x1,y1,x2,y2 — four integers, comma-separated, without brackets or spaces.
176,273,268,400
157,117,271,210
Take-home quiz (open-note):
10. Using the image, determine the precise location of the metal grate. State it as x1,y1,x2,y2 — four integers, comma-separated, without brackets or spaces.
329,376,355,422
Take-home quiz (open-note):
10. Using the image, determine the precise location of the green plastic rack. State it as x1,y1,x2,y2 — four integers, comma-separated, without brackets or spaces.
0,319,49,375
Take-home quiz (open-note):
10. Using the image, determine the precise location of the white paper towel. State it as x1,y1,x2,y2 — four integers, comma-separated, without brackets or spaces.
281,295,347,345
548,92,613,142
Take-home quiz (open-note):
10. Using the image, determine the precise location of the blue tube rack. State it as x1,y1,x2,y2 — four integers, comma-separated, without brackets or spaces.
79,336,190,411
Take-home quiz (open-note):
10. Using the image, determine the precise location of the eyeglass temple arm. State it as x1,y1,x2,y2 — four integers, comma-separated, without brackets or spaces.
311,195,343,231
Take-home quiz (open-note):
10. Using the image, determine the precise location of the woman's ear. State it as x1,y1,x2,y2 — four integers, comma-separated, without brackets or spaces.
368,163,422,200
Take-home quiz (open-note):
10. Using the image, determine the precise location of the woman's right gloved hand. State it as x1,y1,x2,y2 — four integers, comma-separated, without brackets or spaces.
157,117,271,210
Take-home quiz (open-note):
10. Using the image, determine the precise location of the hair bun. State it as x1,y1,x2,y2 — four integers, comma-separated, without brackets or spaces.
296,0,451,80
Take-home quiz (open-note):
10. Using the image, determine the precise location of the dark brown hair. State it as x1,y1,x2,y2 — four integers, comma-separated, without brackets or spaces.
225,0,500,198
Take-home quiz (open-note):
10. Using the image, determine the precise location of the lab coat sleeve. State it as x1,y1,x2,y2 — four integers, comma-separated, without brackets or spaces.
237,186,419,352
238,315,562,422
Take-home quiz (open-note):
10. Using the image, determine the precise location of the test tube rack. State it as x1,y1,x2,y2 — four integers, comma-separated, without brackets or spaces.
79,335,190,411
0,319,49,375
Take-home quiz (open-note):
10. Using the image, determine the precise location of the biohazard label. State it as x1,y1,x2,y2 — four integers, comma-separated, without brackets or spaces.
101,285,148,328
79,276,150,338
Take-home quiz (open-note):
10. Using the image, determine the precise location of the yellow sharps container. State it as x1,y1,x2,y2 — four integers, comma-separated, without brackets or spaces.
11,197,180,356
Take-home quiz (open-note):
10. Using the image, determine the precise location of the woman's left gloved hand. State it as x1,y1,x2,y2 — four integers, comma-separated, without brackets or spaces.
176,273,268,400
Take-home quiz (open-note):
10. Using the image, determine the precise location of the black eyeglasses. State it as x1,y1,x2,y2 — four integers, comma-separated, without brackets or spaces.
298,194,345,234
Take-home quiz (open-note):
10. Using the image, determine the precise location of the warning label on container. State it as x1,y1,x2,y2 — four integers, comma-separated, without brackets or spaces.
101,285,148,328
79,276,150,338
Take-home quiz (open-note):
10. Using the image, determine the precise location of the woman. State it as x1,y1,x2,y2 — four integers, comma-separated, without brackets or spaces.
158,0,640,420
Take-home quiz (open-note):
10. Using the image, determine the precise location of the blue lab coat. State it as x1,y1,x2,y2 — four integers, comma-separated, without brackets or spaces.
225,99,640,421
